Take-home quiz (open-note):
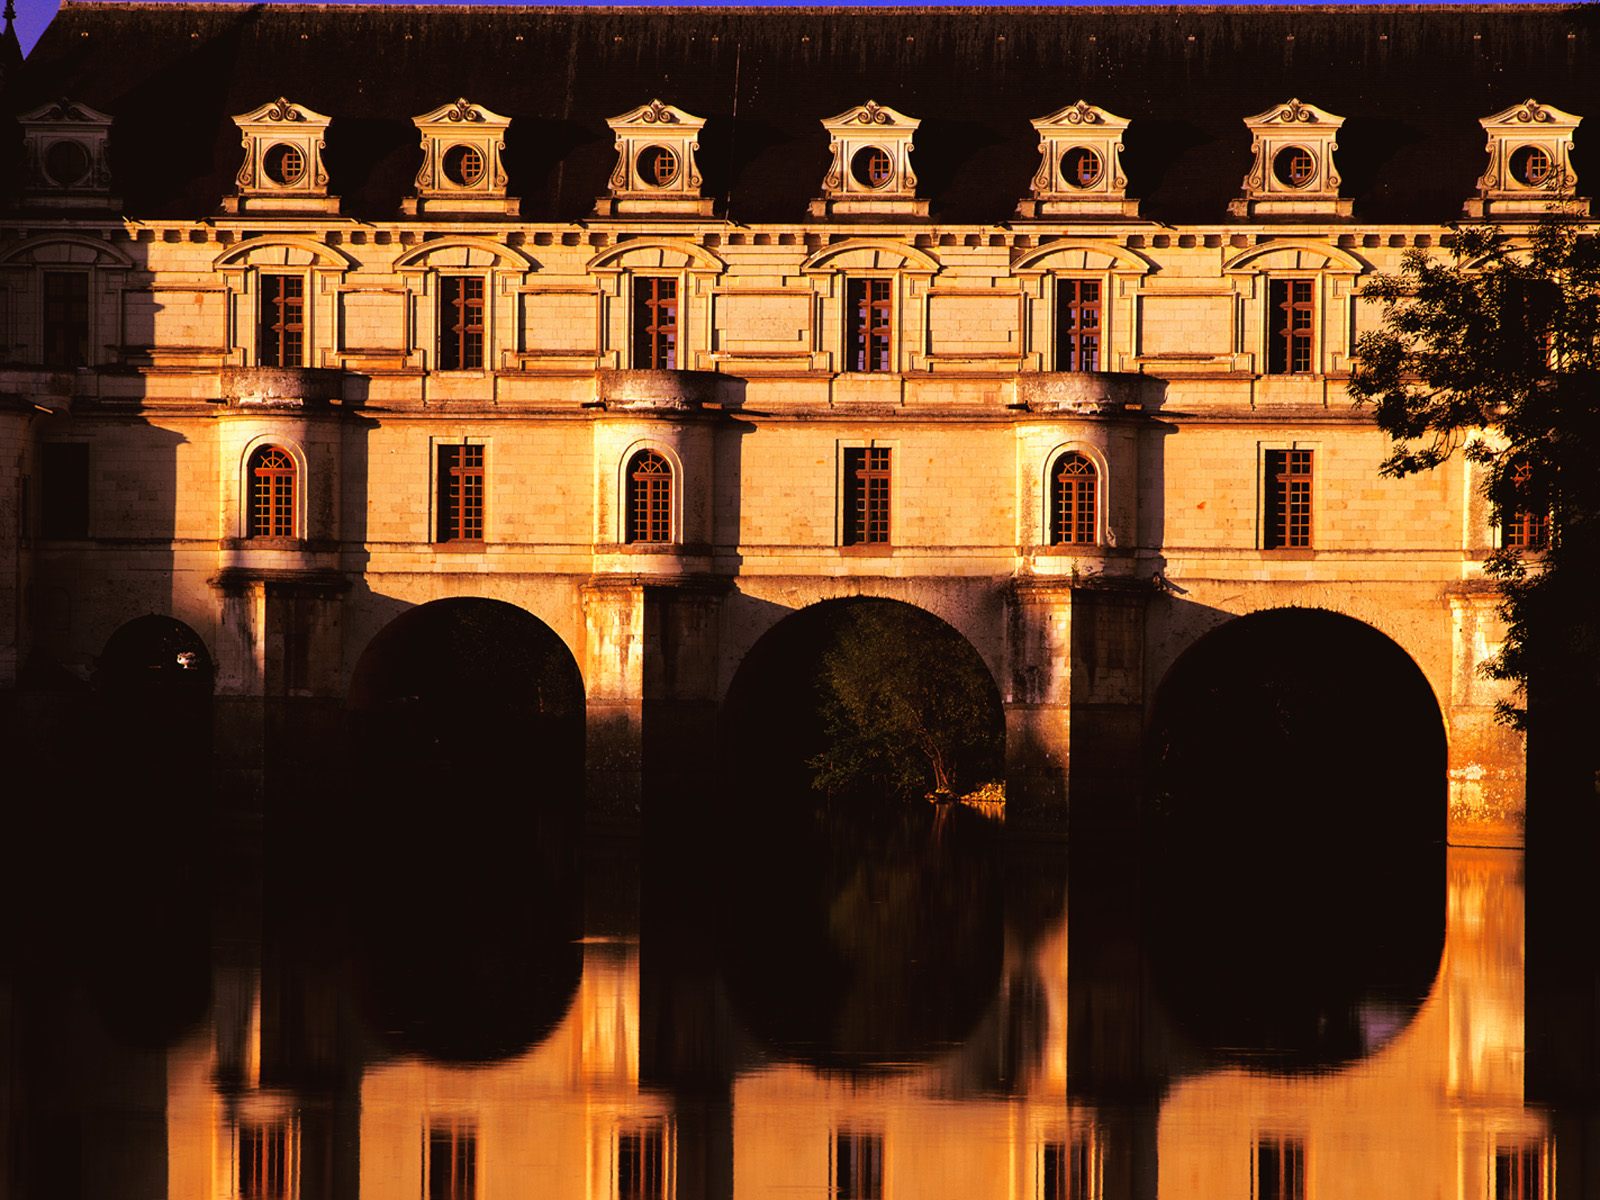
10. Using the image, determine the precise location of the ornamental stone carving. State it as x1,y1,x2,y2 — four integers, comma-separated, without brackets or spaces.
224,98,336,214
1229,98,1351,219
810,101,928,218
1017,101,1137,219
595,100,711,217
15,99,118,211
1464,99,1588,219
404,99,514,216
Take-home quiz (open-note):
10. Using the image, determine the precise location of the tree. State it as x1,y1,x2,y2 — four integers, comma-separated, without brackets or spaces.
807,603,1003,801
1349,215,1600,786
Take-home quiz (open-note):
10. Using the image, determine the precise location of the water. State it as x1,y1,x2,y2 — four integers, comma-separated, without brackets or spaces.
0,799,1568,1200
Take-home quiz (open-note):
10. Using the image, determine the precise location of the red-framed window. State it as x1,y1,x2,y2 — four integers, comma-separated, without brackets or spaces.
617,1123,668,1200
239,1122,289,1200
1042,1137,1094,1200
833,1130,883,1200
436,444,485,542
1056,279,1102,372
1494,1140,1545,1200
42,270,90,368
1264,449,1313,549
248,445,297,539
427,1124,477,1200
438,276,485,371
843,447,891,547
1051,451,1098,545
626,450,673,544
258,274,305,368
632,277,679,370
847,278,893,373
1267,279,1315,374
1256,1136,1305,1200
1502,461,1550,551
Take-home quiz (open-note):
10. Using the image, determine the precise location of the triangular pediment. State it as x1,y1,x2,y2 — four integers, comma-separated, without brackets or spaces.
608,100,705,132
1031,100,1129,133
20,98,112,126
1244,98,1344,129
413,98,510,129
1481,99,1581,130
821,101,919,132
231,97,331,128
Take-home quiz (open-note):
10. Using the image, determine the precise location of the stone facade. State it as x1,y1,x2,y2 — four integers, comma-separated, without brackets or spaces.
3,3,1587,843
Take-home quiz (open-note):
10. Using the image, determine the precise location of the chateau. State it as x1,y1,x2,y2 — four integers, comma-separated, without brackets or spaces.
2,3,1593,841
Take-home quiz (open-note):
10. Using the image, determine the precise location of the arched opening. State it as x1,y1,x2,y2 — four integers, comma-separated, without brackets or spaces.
1142,607,1446,1069
246,444,297,538
93,615,215,781
343,598,586,1060
1050,450,1099,545
712,598,1006,1070
625,449,673,544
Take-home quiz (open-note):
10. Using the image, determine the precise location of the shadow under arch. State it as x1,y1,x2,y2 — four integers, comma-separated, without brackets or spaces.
1140,605,1447,1072
707,596,1006,1073
89,614,216,798
342,597,586,1062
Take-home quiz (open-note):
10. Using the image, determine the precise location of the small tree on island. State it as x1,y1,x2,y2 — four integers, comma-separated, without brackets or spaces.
1349,214,1600,791
808,603,1003,802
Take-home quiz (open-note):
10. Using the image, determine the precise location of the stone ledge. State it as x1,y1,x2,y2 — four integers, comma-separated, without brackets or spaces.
1014,371,1157,414
594,368,722,411
220,366,346,408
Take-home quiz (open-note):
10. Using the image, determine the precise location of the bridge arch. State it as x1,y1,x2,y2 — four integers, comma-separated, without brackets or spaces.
346,597,586,809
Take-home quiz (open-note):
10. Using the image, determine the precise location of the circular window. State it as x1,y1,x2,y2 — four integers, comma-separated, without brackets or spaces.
262,143,306,186
442,144,486,187
1509,144,1553,187
44,139,91,187
636,145,680,188
1273,146,1317,188
1061,146,1103,189
850,145,894,189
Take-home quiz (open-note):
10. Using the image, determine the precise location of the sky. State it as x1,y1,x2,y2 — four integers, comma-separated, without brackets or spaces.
7,0,1543,57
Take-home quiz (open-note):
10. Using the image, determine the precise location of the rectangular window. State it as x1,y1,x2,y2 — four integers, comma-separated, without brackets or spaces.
1267,279,1315,374
847,278,893,373
617,1123,668,1200
632,277,679,370
239,1122,289,1200
843,446,891,547
1495,1140,1546,1200
436,444,485,543
258,274,305,368
1264,449,1313,550
833,1130,883,1200
428,1124,476,1200
438,276,485,371
1042,1137,1096,1200
1256,1137,1305,1200
40,442,89,540
1056,279,1101,372
42,271,90,368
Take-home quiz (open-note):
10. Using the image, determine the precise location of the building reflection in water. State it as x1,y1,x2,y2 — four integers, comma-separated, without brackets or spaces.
136,842,1552,1200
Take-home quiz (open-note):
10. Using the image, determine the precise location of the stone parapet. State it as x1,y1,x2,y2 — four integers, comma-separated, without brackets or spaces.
1014,371,1156,414
220,366,347,409
594,369,722,412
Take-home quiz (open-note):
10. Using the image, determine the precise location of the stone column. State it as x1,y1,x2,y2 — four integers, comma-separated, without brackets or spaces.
1004,579,1073,834
1446,587,1527,847
584,577,647,827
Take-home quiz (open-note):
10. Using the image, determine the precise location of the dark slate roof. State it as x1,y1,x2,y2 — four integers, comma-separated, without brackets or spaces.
11,2,1600,223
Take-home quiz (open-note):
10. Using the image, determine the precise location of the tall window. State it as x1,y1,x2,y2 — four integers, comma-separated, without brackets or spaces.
1051,451,1098,545
617,1123,668,1200
239,1122,289,1200
1267,279,1315,374
1264,449,1313,549
247,445,297,539
1042,1136,1095,1200
843,446,891,547
626,450,673,544
42,271,90,368
847,278,893,373
1502,461,1550,551
40,442,89,540
1056,279,1101,372
1256,1136,1305,1200
633,277,678,370
427,1124,476,1200
1495,1139,1546,1200
833,1130,883,1200
438,276,485,371
436,444,485,542
258,274,305,367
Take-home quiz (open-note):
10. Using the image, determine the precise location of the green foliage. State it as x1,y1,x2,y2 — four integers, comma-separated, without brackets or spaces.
1349,215,1600,726
807,604,1003,801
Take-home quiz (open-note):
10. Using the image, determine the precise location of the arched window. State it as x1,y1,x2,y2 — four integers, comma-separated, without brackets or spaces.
1051,452,1098,545
248,445,297,538
626,450,673,544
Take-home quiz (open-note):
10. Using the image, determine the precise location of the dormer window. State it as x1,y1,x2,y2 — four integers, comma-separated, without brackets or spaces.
811,101,927,218
17,99,117,211
1017,101,1136,219
404,99,514,216
595,100,711,217
224,98,336,214
1229,99,1351,219
1464,99,1588,219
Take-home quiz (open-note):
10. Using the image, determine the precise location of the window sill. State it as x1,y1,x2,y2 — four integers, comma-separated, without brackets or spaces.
839,543,893,557
1261,547,1315,558
1035,543,1103,555
433,540,487,552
